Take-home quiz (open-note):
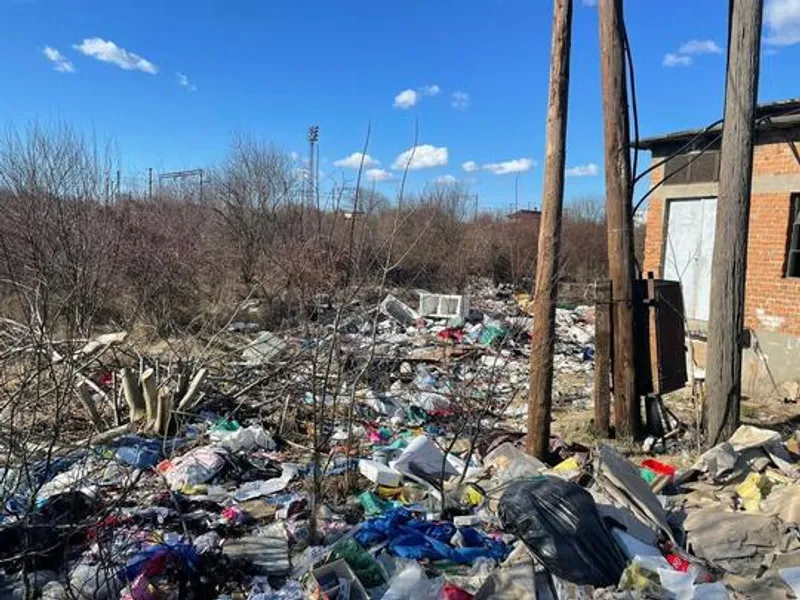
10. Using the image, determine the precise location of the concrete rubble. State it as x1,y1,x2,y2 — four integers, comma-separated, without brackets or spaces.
2,281,800,599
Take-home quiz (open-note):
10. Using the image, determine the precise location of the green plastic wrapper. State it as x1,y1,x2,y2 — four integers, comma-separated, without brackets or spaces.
211,418,240,432
331,537,386,588
359,491,391,516
639,468,656,485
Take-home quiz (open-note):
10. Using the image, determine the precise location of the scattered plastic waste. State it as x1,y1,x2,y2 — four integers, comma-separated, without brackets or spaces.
8,283,799,599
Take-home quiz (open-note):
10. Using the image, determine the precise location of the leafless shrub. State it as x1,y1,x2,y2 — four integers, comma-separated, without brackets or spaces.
561,196,608,284
0,120,617,595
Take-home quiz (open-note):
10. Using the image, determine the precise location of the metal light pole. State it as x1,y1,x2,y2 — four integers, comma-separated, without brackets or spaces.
308,125,320,207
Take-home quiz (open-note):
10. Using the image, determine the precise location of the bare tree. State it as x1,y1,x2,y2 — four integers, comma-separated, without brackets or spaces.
209,134,299,286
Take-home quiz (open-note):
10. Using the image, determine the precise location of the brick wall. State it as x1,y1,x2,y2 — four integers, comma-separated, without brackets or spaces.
642,162,666,277
643,140,800,336
752,140,800,175
746,191,800,336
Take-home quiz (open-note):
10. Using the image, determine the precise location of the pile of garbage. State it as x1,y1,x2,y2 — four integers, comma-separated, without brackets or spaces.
13,284,800,598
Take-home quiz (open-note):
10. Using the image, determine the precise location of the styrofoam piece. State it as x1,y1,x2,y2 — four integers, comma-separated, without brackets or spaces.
453,515,480,527
359,459,403,487
242,331,286,364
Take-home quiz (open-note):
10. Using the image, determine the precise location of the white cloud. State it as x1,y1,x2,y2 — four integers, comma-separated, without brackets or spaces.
365,168,393,182
765,0,800,46
393,89,419,109
678,40,723,55
73,38,158,74
43,46,75,73
392,144,449,170
582,0,598,5
483,158,535,175
462,160,479,173
176,72,197,91
435,175,457,185
290,151,299,161
451,91,470,110
333,152,380,169
663,39,723,68
420,84,440,96
566,162,600,177
663,53,692,67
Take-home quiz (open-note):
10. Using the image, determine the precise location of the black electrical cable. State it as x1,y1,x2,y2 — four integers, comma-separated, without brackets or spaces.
621,15,642,276
632,106,800,218
632,133,721,216
621,16,639,198
632,118,724,186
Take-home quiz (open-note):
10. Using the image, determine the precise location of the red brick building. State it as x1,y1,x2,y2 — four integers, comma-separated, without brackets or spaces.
507,208,542,224
636,99,800,397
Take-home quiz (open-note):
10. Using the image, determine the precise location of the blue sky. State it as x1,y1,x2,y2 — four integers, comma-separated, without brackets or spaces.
2,0,800,212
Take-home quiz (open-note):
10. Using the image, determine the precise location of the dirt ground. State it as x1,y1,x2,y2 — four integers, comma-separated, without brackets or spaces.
546,387,800,471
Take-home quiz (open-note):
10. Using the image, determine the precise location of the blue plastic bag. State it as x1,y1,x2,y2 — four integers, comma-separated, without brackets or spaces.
355,508,509,564
118,542,198,582
113,437,163,469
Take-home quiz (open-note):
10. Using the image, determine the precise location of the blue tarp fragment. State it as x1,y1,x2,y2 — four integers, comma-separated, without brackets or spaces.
354,508,508,564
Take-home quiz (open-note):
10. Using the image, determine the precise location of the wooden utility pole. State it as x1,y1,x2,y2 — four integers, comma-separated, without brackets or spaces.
598,0,639,439
705,0,763,446
526,0,573,459
593,280,612,437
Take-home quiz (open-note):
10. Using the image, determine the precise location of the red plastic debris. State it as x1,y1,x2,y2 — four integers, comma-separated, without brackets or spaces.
443,584,474,600
437,328,464,343
86,514,131,541
222,506,244,523
98,371,114,388
665,552,691,572
641,459,676,478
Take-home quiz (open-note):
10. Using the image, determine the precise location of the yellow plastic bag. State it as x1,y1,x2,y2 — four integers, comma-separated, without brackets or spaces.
553,456,580,473
736,472,771,512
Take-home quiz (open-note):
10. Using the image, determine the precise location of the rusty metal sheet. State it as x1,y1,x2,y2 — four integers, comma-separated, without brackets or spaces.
634,278,687,396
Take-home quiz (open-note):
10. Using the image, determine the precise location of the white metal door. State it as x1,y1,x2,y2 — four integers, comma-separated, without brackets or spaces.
662,197,717,322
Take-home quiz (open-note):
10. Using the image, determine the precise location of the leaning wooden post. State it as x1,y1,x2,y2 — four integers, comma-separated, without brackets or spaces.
140,368,158,429
593,280,612,437
155,388,173,436
526,0,573,459
706,0,763,445
120,367,146,422
598,0,639,439
75,381,104,431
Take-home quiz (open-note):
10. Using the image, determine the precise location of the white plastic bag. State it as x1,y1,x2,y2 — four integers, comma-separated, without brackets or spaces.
210,425,276,452
164,447,225,489
483,442,546,482
381,560,443,600
233,464,299,501
392,435,458,482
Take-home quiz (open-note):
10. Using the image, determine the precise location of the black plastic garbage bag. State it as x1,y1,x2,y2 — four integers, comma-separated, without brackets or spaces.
498,476,627,587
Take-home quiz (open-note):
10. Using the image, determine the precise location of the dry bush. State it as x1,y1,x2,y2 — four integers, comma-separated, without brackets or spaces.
0,123,615,339
561,196,608,283
0,123,122,334
111,198,234,335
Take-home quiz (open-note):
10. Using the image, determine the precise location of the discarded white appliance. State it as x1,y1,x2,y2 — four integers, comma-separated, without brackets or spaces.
417,292,470,319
